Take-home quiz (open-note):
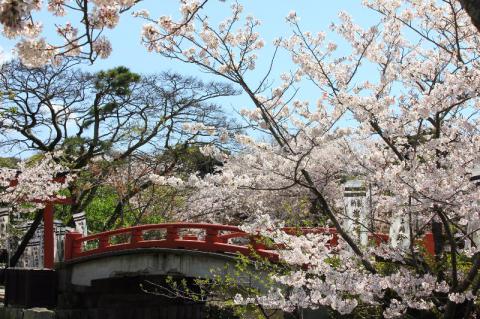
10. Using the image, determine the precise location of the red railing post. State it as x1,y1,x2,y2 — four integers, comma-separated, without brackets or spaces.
205,229,219,244
131,229,143,244
166,226,179,242
64,231,82,261
99,235,109,249
43,203,55,268
423,232,435,256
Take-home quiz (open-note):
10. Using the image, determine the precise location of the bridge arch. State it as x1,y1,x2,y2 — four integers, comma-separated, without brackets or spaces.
57,248,254,288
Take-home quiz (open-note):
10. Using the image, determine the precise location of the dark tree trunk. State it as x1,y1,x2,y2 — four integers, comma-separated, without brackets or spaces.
459,0,480,33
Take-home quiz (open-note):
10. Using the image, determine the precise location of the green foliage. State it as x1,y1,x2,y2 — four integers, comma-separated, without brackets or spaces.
85,186,119,232
6,90,15,100
68,184,170,232
0,157,19,168
24,153,46,166
95,66,140,96
60,137,88,161
6,106,17,114
62,137,113,160
282,196,332,227
160,145,223,177
195,252,289,318
324,255,342,269
80,66,142,129
375,260,400,275
153,248,288,317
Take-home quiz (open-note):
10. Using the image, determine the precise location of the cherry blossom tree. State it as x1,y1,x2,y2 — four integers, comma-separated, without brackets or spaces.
0,0,213,66
98,145,225,231
2,0,480,317
0,58,238,227
458,0,480,32
140,0,480,317
0,152,72,207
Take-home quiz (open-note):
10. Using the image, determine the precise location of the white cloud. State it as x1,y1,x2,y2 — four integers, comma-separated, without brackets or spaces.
0,46,14,65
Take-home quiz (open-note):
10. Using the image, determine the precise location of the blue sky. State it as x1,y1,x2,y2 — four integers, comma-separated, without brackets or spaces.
0,1,380,146
1,1,378,75
98,1,377,74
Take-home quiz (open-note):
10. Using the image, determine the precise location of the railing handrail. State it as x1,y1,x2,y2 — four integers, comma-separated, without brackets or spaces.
64,222,435,262
75,223,242,242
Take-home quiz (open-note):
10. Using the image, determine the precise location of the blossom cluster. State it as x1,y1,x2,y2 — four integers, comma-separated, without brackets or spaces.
4,0,480,317
0,153,72,209
0,0,138,66
143,0,480,316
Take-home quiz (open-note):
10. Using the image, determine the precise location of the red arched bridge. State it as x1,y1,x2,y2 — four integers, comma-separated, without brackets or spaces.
5,176,436,268
64,223,436,263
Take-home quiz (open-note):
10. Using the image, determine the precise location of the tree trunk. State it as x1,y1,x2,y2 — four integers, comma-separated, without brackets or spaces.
459,0,480,33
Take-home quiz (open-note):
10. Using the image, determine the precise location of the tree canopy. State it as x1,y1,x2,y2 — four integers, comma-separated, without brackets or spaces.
2,0,480,318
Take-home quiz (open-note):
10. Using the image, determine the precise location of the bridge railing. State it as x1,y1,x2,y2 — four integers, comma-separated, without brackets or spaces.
64,223,279,261
64,223,435,262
